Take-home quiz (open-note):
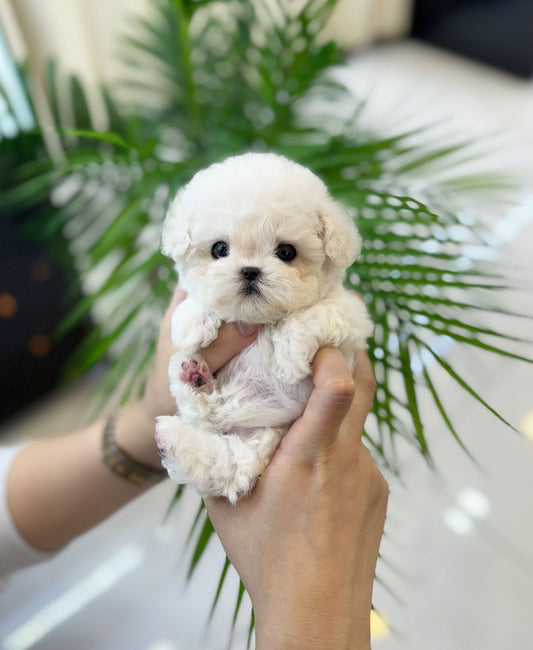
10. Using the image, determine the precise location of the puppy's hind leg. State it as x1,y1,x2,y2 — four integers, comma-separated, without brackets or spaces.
156,416,283,503
223,427,284,503
156,415,222,489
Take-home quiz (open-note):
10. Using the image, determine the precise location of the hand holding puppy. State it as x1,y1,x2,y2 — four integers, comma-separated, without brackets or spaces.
207,348,388,650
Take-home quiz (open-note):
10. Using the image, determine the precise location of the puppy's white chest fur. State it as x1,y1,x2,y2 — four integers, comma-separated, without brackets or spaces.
155,152,373,502
204,326,314,433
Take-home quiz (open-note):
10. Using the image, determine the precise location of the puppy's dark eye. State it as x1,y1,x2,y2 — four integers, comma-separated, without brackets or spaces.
276,243,297,262
211,241,229,259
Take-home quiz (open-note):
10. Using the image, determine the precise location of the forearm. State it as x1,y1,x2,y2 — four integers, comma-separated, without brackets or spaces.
7,401,162,552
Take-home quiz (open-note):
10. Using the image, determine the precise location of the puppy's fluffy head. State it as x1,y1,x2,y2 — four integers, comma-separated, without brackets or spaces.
162,153,362,322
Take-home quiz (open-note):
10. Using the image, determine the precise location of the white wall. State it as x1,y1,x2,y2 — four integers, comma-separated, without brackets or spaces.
322,0,413,49
0,0,413,131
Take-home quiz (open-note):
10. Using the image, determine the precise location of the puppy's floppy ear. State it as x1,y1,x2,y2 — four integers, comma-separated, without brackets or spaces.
319,199,362,268
161,194,192,262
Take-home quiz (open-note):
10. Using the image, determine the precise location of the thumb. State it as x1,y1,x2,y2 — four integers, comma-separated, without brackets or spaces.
202,322,261,374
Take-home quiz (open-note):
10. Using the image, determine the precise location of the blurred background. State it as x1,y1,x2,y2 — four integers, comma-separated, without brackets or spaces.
1,1,532,649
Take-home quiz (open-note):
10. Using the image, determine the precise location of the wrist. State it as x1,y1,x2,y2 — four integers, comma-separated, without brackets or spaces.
254,598,371,650
255,623,370,650
114,402,163,472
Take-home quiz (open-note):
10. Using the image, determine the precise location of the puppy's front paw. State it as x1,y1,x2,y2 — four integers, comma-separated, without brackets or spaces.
179,358,212,391
171,299,221,353
271,340,312,384
274,361,310,384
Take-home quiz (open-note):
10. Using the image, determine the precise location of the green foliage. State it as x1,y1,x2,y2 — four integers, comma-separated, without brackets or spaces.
1,0,531,643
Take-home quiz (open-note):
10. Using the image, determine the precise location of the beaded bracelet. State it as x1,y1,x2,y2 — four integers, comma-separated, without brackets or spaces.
101,413,167,487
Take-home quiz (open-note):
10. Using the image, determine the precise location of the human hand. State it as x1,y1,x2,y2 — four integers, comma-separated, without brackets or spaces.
117,285,260,469
206,347,388,650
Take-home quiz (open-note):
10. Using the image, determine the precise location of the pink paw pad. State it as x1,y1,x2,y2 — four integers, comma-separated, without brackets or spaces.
154,428,170,459
154,432,165,455
179,359,212,389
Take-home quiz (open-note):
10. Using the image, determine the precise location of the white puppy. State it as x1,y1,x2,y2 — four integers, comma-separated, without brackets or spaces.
155,153,373,503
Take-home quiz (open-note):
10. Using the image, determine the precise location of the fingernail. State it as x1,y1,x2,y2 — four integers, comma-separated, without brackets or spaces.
236,321,260,337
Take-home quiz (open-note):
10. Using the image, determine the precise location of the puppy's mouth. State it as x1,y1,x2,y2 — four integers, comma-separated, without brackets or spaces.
241,282,261,297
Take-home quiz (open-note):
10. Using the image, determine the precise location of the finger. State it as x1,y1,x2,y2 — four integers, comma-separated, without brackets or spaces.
164,285,187,326
202,322,260,374
338,348,376,444
282,347,355,457
170,285,187,309
158,286,187,345
146,286,187,387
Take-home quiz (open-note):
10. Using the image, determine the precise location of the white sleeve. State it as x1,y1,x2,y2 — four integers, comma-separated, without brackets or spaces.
0,445,55,580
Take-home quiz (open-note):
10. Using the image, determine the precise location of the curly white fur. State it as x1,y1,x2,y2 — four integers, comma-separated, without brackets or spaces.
156,153,373,503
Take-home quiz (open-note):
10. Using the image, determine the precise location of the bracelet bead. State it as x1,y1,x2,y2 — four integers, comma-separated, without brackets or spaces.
101,413,167,487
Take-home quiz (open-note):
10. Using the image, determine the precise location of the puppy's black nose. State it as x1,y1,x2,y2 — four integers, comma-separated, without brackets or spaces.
241,266,261,282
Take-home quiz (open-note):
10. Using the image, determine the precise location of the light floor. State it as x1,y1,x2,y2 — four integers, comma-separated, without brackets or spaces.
1,40,533,650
